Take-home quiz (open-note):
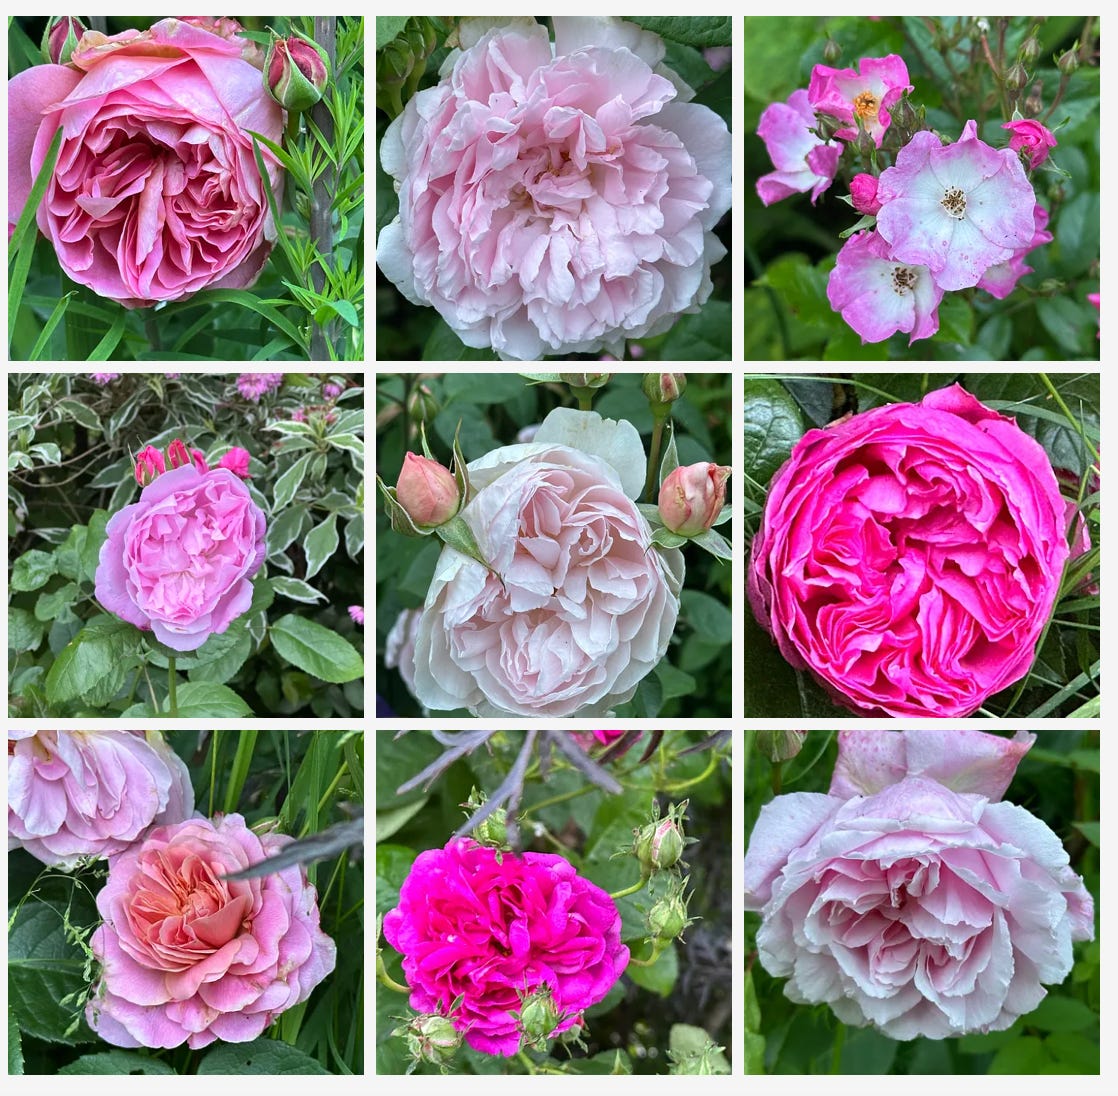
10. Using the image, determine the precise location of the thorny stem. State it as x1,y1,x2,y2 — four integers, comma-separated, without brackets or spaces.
310,16,337,361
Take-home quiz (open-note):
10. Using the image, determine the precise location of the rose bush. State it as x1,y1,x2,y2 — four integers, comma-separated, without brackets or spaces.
748,384,1070,717
8,17,284,307
383,837,629,1056
744,729,1095,1041
7,730,193,868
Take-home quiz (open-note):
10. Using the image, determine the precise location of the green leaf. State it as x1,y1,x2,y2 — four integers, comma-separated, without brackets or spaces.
34,582,79,623
86,309,128,361
186,633,253,686
376,844,419,917
375,797,428,842
303,512,339,580
654,660,697,701
267,503,309,556
626,941,679,996
167,682,253,717
934,294,975,345
9,606,46,652
661,300,731,360
29,293,73,361
8,1010,24,1075
55,397,102,432
376,16,410,49
626,16,731,48
44,616,137,707
273,452,315,511
1072,821,1100,846
742,379,803,492
680,589,732,646
989,1036,1053,1074
198,1038,329,1075
270,613,364,683
81,510,111,583
12,549,58,592
423,318,499,360
1037,296,1091,355
1027,995,1099,1033
743,16,818,102
271,576,327,604
58,1052,176,1075
326,432,365,459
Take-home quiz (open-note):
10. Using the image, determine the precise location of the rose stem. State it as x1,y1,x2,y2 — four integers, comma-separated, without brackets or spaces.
167,656,178,716
309,16,337,361
609,876,649,901
516,1051,539,1075
643,407,670,501
375,952,408,994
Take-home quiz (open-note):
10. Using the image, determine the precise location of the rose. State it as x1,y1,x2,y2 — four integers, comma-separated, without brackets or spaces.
748,385,1070,717
410,408,683,716
85,813,336,1049
8,18,284,307
744,729,1095,1040
1002,118,1058,169
383,837,629,1056
377,16,731,360
756,88,840,206
217,447,252,479
95,463,267,652
848,172,882,215
7,731,193,868
395,453,460,528
807,54,913,147
658,462,731,535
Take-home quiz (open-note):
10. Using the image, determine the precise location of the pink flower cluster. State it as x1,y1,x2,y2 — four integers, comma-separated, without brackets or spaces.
235,372,285,402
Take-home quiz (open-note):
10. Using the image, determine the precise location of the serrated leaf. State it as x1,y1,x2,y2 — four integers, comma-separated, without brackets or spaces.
58,1052,175,1075
166,682,253,717
12,549,57,592
34,582,78,622
626,941,679,997
9,606,46,652
44,616,137,706
661,300,731,360
270,614,364,683
303,512,339,580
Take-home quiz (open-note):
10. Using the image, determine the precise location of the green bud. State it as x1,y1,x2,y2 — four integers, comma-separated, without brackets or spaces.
462,788,510,849
1020,34,1040,65
1057,45,1080,75
647,889,689,942
514,986,563,1051
1004,63,1028,92
42,17,86,65
822,38,841,64
814,113,843,142
407,383,439,424
558,372,611,389
633,800,689,875
756,730,807,763
641,372,687,406
399,1013,461,1068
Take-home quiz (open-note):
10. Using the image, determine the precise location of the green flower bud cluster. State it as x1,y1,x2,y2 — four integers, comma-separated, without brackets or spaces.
377,17,440,118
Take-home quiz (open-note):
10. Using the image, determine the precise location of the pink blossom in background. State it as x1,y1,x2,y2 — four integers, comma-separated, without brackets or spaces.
702,45,732,72
86,813,335,1049
756,89,840,206
322,382,343,399
876,120,1036,291
95,463,267,651
976,204,1052,299
826,230,943,344
807,54,912,146
377,17,731,359
383,838,628,1055
90,373,120,385
1055,465,1098,594
1002,118,1058,169
748,385,1070,717
849,172,882,215
8,731,193,868
745,729,1094,1039
8,19,284,307
217,447,252,479
291,407,308,422
236,372,285,402
1087,292,1100,339
349,604,367,627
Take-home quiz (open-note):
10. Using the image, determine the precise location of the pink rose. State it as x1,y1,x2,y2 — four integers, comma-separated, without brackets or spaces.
1002,118,1058,169
849,172,882,215
7,731,193,868
808,54,913,146
658,462,730,535
756,89,840,206
748,385,1070,717
383,838,629,1056
410,409,683,716
85,813,336,1049
377,17,731,359
745,730,1094,1039
8,18,284,307
395,453,460,528
95,463,267,652
217,446,252,479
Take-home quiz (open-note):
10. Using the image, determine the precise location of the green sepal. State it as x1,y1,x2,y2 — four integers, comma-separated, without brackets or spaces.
651,527,689,550
375,474,431,538
688,527,732,561
710,504,732,527
451,421,472,504
435,515,497,577
839,213,878,239
658,420,680,485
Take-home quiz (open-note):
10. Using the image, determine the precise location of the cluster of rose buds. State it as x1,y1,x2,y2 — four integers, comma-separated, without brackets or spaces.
134,440,252,486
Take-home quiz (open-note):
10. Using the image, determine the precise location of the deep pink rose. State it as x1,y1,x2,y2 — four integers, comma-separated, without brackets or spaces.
748,385,1070,717
377,17,731,359
85,813,336,1049
808,54,912,146
217,446,252,479
1002,118,1058,169
849,172,882,215
95,464,267,652
7,731,193,869
744,730,1094,1039
8,18,284,307
383,838,629,1056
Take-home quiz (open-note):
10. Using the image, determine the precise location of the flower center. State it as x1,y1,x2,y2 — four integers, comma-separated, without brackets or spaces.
941,186,967,219
891,266,917,295
853,90,879,120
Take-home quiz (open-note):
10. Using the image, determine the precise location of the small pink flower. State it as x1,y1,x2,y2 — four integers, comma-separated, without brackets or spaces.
1002,118,1058,169
291,407,308,422
348,604,366,626
658,462,730,536
756,89,840,206
849,172,882,215
322,381,343,399
977,204,1053,299
134,445,166,486
808,54,912,146
218,447,252,479
236,372,284,402
395,452,460,528
90,372,120,385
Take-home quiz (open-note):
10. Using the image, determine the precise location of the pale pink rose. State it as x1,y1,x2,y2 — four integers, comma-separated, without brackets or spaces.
1002,118,1057,169
8,731,193,869
395,453,461,528
411,409,683,716
657,462,730,535
377,17,731,359
976,204,1052,299
384,607,420,698
8,19,284,307
95,464,267,652
808,54,912,146
217,446,252,479
745,729,1094,1039
756,89,840,206
85,813,336,1050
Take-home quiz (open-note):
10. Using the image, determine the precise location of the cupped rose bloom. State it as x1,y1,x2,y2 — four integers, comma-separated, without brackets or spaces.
377,17,731,360
876,120,1036,291
756,89,840,206
745,729,1094,1040
808,54,912,146
748,385,1070,717
1002,118,1057,169
383,838,629,1056
8,731,193,869
976,204,1052,299
8,18,284,307
95,463,267,652
827,230,944,345
410,408,683,716
85,813,336,1050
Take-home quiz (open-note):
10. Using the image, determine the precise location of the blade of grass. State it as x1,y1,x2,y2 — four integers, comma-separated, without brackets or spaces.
342,735,364,803
28,292,73,360
208,730,221,817
1027,659,1101,717
223,730,260,815
86,308,127,360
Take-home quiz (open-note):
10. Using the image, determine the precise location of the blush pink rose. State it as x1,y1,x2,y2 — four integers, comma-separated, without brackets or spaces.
410,409,683,716
383,837,629,1056
95,463,267,652
744,729,1094,1040
7,731,193,869
8,18,284,307
85,813,336,1050
377,17,731,360
748,385,1070,717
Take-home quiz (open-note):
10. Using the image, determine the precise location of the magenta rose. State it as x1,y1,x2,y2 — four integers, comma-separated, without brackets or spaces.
1002,118,1058,169
8,18,284,307
744,730,1094,1040
748,385,1070,717
85,813,336,1049
7,731,193,868
95,463,267,652
383,837,629,1056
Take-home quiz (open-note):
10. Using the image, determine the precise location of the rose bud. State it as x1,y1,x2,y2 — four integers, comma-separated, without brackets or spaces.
190,448,209,473
849,172,882,215
634,802,689,875
264,32,330,113
559,372,611,390
399,1013,461,1068
42,16,86,65
658,462,731,536
395,452,460,528
641,372,687,406
756,729,808,763
218,446,252,479
647,886,690,943
166,438,190,469
134,444,166,486
407,383,439,424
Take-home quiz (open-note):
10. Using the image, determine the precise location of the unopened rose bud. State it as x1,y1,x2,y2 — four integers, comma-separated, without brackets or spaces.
647,889,690,943
559,372,610,389
1020,35,1040,65
756,729,808,763
191,448,209,473
264,32,330,113
849,173,882,215
823,38,841,63
401,1013,461,1066
42,17,85,65
395,452,460,527
1057,45,1080,75
814,113,843,142
642,373,687,405
1004,63,1028,92
516,986,562,1049
407,384,439,424
634,801,689,875
658,462,731,537
218,447,252,479
462,788,509,848
134,445,165,486
166,439,190,469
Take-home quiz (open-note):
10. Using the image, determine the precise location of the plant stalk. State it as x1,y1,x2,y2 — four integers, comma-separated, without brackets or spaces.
309,16,337,361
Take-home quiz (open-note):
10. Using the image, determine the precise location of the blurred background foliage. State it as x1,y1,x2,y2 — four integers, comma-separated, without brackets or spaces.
744,16,1100,360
